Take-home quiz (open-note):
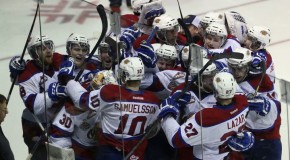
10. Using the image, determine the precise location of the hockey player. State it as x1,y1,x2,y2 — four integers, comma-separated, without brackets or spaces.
58,57,161,160
244,25,275,82
158,72,252,159
13,35,63,159
48,70,118,159
203,22,241,57
200,11,225,35
179,14,203,46
9,33,94,159
227,47,282,160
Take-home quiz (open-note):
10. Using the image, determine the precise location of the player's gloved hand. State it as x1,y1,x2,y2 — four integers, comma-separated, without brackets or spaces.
214,61,229,72
158,97,179,119
9,56,26,78
250,51,266,75
58,58,75,85
48,82,67,101
170,90,191,107
248,96,271,116
144,7,165,20
120,26,141,51
79,69,100,84
227,131,255,152
136,41,157,68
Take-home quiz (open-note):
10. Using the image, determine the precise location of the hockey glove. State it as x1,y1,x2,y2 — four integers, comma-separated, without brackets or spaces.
9,56,26,78
58,58,75,85
136,42,157,68
79,69,100,84
250,51,266,75
48,82,67,101
248,96,271,116
227,131,255,152
144,7,165,20
214,61,229,73
170,90,191,107
158,97,179,119
120,26,141,51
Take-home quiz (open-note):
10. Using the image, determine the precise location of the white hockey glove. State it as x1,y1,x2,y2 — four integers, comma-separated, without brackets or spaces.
227,131,255,152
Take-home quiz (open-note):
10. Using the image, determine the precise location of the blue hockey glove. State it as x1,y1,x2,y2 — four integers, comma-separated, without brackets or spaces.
48,82,67,101
58,58,75,85
158,97,179,119
227,131,255,152
250,51,266,75
144,7,165,20
170,90,191,106
248,96,271,116
9,56,26,78
79,69,100,84
214,61,229,73
120,27,141,51
136,42,157,68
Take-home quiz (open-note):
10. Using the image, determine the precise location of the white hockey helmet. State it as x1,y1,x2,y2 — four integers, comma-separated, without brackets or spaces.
98,41,110,56
119,57,144,81
156,44,178,60
27,35,54,60
90,70,117,90
224,11,248,43
66,33,90,55
200,12,225,30
202,63,217,75
213,72,237,99
205,23,228,46
247,26,271,50
153,14,179,30
227,47,252,67
152,43,162,52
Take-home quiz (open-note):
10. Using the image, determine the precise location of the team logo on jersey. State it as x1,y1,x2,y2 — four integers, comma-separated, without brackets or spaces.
80,121,90,131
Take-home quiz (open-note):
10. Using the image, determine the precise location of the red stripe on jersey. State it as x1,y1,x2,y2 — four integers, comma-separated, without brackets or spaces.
133,34,158,50
80,92,90,109
50,124,72,138
100,84,160,105
250,99,281,140
52,52,66,70
25,94,37,113
195,95,248,127
172,129,191,148
120,14,139,28
246,74,273,92
18,61,41,83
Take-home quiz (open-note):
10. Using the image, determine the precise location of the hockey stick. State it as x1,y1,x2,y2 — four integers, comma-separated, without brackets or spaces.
123,52,244,160
74,4,108,81
6,3,40,105
176,0,184,19
246,60,266,99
